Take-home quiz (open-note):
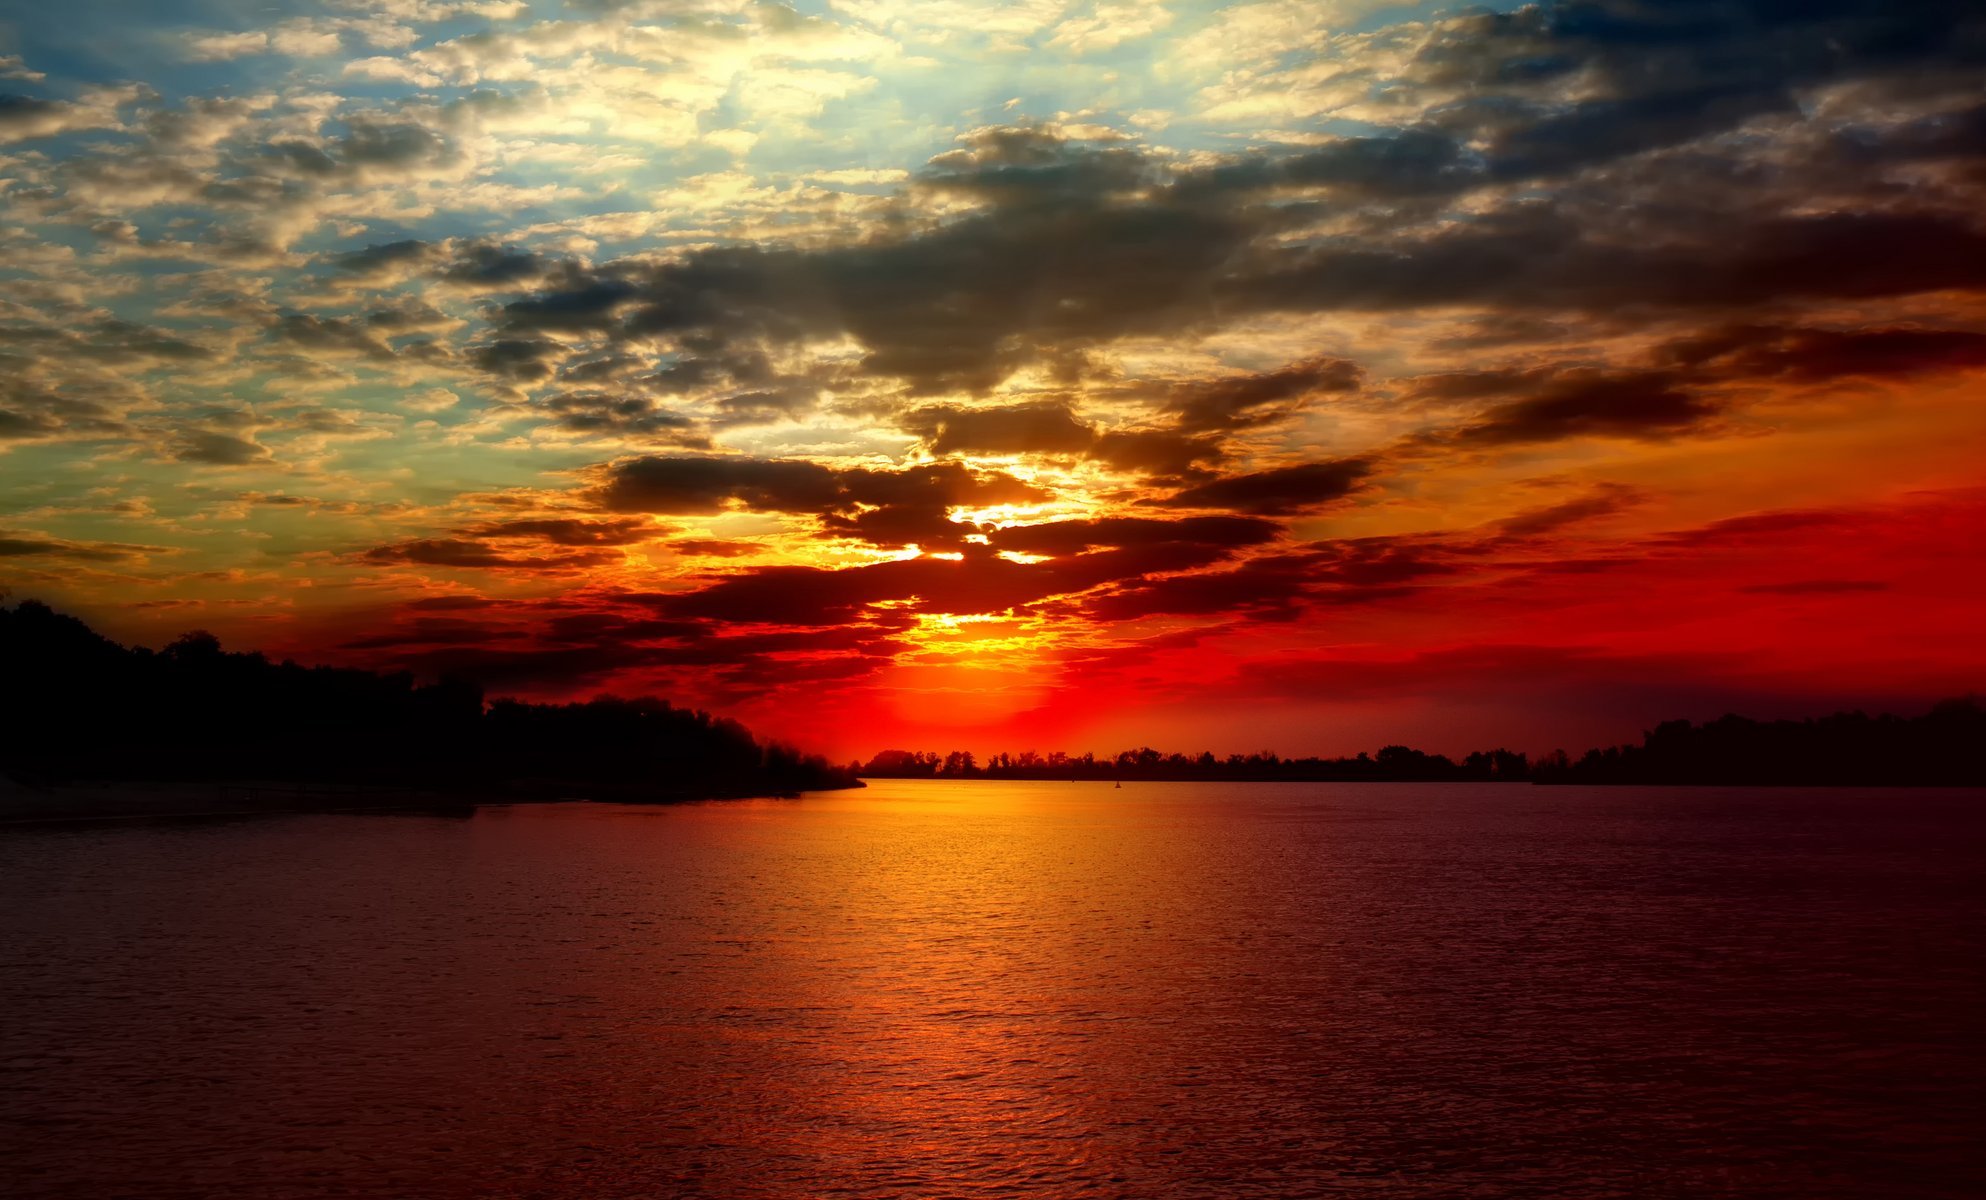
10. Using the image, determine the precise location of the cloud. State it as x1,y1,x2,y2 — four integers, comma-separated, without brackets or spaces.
1165,356,1362,433
655,539,1247,625
171,430,273,466
900,401,1097,456
539,392,710,444
1662,324,1986,382
0,56,46,83
1433,369,1720,446
330,238,436,278
0,86,136,143
990,514,1281,556
361,538,621,572
1089,428,1226,479
588,455,1046,548
1495,486,1644,538
0,533,170,561
466,517,661,546
589,454,846,515
1162,457,1375,515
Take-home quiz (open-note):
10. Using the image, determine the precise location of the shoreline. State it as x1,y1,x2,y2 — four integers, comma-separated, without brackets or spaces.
0,780,487,826
0,777,856,827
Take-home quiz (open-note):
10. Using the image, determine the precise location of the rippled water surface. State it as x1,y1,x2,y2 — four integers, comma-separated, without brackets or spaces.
3,781,1983,1198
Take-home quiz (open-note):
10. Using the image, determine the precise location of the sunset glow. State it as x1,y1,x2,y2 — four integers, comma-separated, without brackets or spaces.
4,1,1984,759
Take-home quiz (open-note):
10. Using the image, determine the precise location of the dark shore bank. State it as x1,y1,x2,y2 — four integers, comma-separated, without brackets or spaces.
1,601,861,823
0,774,866,826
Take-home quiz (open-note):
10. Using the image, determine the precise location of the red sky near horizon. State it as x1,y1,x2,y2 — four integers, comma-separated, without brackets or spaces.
3,1,1984,762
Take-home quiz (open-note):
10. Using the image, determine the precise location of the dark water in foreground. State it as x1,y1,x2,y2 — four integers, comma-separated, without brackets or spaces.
2,781,1982,1198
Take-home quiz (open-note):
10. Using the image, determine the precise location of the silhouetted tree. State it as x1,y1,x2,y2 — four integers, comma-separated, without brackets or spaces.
0,600,858,799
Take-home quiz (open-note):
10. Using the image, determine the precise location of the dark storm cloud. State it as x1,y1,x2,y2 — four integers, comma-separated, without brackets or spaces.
1161,458,1376,515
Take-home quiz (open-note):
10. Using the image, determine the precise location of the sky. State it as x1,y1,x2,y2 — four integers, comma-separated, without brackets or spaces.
2,0,1984,761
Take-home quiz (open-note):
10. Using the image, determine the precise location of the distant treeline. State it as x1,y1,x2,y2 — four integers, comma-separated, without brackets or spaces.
860,699,1986,787
1533,702,1984,786
857,746,1530,783
0,601,858,799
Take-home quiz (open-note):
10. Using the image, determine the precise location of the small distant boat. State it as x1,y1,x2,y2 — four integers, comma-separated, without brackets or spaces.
1114,779,1121,789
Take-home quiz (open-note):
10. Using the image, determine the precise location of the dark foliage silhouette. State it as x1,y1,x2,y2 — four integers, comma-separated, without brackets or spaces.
858,744,1532,783
861,705,1984,786
1531,702,1985,786
0,600,857,798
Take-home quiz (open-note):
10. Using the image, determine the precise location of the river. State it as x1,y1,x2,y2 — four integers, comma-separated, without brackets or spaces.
2,780,1981,1197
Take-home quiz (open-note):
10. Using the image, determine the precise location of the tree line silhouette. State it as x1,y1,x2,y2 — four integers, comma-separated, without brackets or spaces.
5,599,1978,795
0,600,857,799
855,745,1532,783
858,703,1984,786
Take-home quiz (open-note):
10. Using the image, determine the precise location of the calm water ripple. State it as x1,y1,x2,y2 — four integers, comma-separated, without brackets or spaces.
2,781,1982,1198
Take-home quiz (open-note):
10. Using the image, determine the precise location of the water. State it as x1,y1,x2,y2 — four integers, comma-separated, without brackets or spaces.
2,781,1981,1198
